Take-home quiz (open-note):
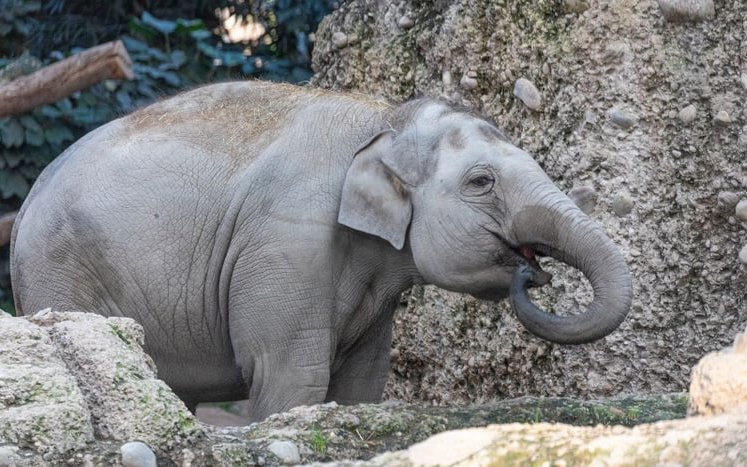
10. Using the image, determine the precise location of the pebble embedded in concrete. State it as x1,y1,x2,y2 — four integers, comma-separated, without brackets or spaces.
714,110,731,126
121,442,157,467
563,0,590,13
513,77,542,111
331,32,348,49
717,191,739,212
612,193,634,217
460,72,478,90
398,15,414,29
740,245,747,266
610,108,637,129
736,199,747,222
678,104,696,124
267,440,301,465
569,185,598,215
658,0,715,22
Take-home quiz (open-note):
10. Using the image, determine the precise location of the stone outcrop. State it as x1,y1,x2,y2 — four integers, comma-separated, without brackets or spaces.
3,310,747,466
311,0,747,405
689,324,747,416
0,310,204,465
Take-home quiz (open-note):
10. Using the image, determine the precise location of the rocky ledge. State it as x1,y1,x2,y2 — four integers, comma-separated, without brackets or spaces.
1,311,744,466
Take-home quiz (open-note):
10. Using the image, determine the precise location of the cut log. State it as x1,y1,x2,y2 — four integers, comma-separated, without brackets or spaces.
0,40,134,118
0,211,17,247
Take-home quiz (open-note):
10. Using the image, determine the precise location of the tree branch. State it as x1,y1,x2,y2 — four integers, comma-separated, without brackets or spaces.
0,40,134,118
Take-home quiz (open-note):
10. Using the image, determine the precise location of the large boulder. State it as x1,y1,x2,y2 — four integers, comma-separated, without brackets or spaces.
689,324,747,416
0,310,204,465
311,0,747,404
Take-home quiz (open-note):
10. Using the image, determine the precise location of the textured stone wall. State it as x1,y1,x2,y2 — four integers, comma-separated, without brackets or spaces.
311,0,747,403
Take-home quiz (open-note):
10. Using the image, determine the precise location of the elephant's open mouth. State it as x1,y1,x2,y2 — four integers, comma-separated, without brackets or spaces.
485,228,553,287
511,244,552,287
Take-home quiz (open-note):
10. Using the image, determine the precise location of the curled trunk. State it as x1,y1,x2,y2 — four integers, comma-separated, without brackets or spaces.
509,207,633,345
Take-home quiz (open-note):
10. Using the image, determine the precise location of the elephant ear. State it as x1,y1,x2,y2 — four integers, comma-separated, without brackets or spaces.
338,129,412,250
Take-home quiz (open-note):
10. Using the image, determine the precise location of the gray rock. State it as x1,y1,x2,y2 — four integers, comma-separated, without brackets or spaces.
460,73,478,90
121,442,156,467
741,72,747,90
612,193,634,217
714,110,731,126
331,32,348,49
0,446,19,466
602,41,628,64
740,245,747,265
678,104,697,124
610,108,637,129
24,312,202,448
736,200,747,222
568,185,598,215
563,0,590,13
689,329,747,415
513,78,542,111
658,0,715,22
717,191,739,212
398,16,414,30
267,440,301,465
0,316,94,456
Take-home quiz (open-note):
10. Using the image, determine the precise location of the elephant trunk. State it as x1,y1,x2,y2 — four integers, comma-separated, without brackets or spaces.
508,194,633,345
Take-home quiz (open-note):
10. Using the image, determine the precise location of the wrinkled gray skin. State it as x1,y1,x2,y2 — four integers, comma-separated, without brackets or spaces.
11,82,632,421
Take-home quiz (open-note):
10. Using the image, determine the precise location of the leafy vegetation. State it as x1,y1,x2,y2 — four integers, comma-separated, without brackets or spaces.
0,0,338,312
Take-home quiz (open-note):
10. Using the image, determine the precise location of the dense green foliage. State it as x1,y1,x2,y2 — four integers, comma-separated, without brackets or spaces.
0,0,337,312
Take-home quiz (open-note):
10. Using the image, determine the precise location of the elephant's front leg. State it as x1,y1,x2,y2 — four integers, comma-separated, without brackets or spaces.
228,285,334,421
325,306,395,404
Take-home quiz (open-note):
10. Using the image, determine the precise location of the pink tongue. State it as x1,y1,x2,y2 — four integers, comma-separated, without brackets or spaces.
519,246,535,261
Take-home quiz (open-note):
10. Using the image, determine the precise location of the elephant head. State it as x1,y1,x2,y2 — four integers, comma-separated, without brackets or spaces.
338,100,632,344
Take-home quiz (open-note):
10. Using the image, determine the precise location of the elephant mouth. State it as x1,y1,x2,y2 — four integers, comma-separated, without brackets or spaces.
510,244,553,287
485,228,552,287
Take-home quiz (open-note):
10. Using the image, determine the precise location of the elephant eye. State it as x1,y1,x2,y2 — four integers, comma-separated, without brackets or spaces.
464,173,494,196
470,175,493,187
470,175,494,188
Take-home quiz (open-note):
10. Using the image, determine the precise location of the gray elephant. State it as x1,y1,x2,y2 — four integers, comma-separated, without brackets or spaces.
11,81,632,421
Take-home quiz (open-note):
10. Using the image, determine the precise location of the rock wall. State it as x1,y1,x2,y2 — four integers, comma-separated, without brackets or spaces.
311,0,747,403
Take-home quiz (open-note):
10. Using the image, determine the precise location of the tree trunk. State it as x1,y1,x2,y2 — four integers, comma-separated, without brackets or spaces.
0,40,133,118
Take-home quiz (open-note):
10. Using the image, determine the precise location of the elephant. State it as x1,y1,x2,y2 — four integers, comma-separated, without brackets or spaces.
10,81,632,421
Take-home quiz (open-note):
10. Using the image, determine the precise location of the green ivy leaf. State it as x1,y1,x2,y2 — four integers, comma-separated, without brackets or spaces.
25,127,44,146
0,170,30,199
37,105,61,118
19,115,42,132
128,18,157,39
3,151,22,168
190,29,212,41
197,42,220,59
121,35,149,53
0,119,24,148
115,89,132,109
20,1,42,14
160,71,181,86
169,50,187,68
141,12,177,35
44,125,74,145
175,18,204,33
56,98,73,114
19,165,40,179
0,23,12,36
